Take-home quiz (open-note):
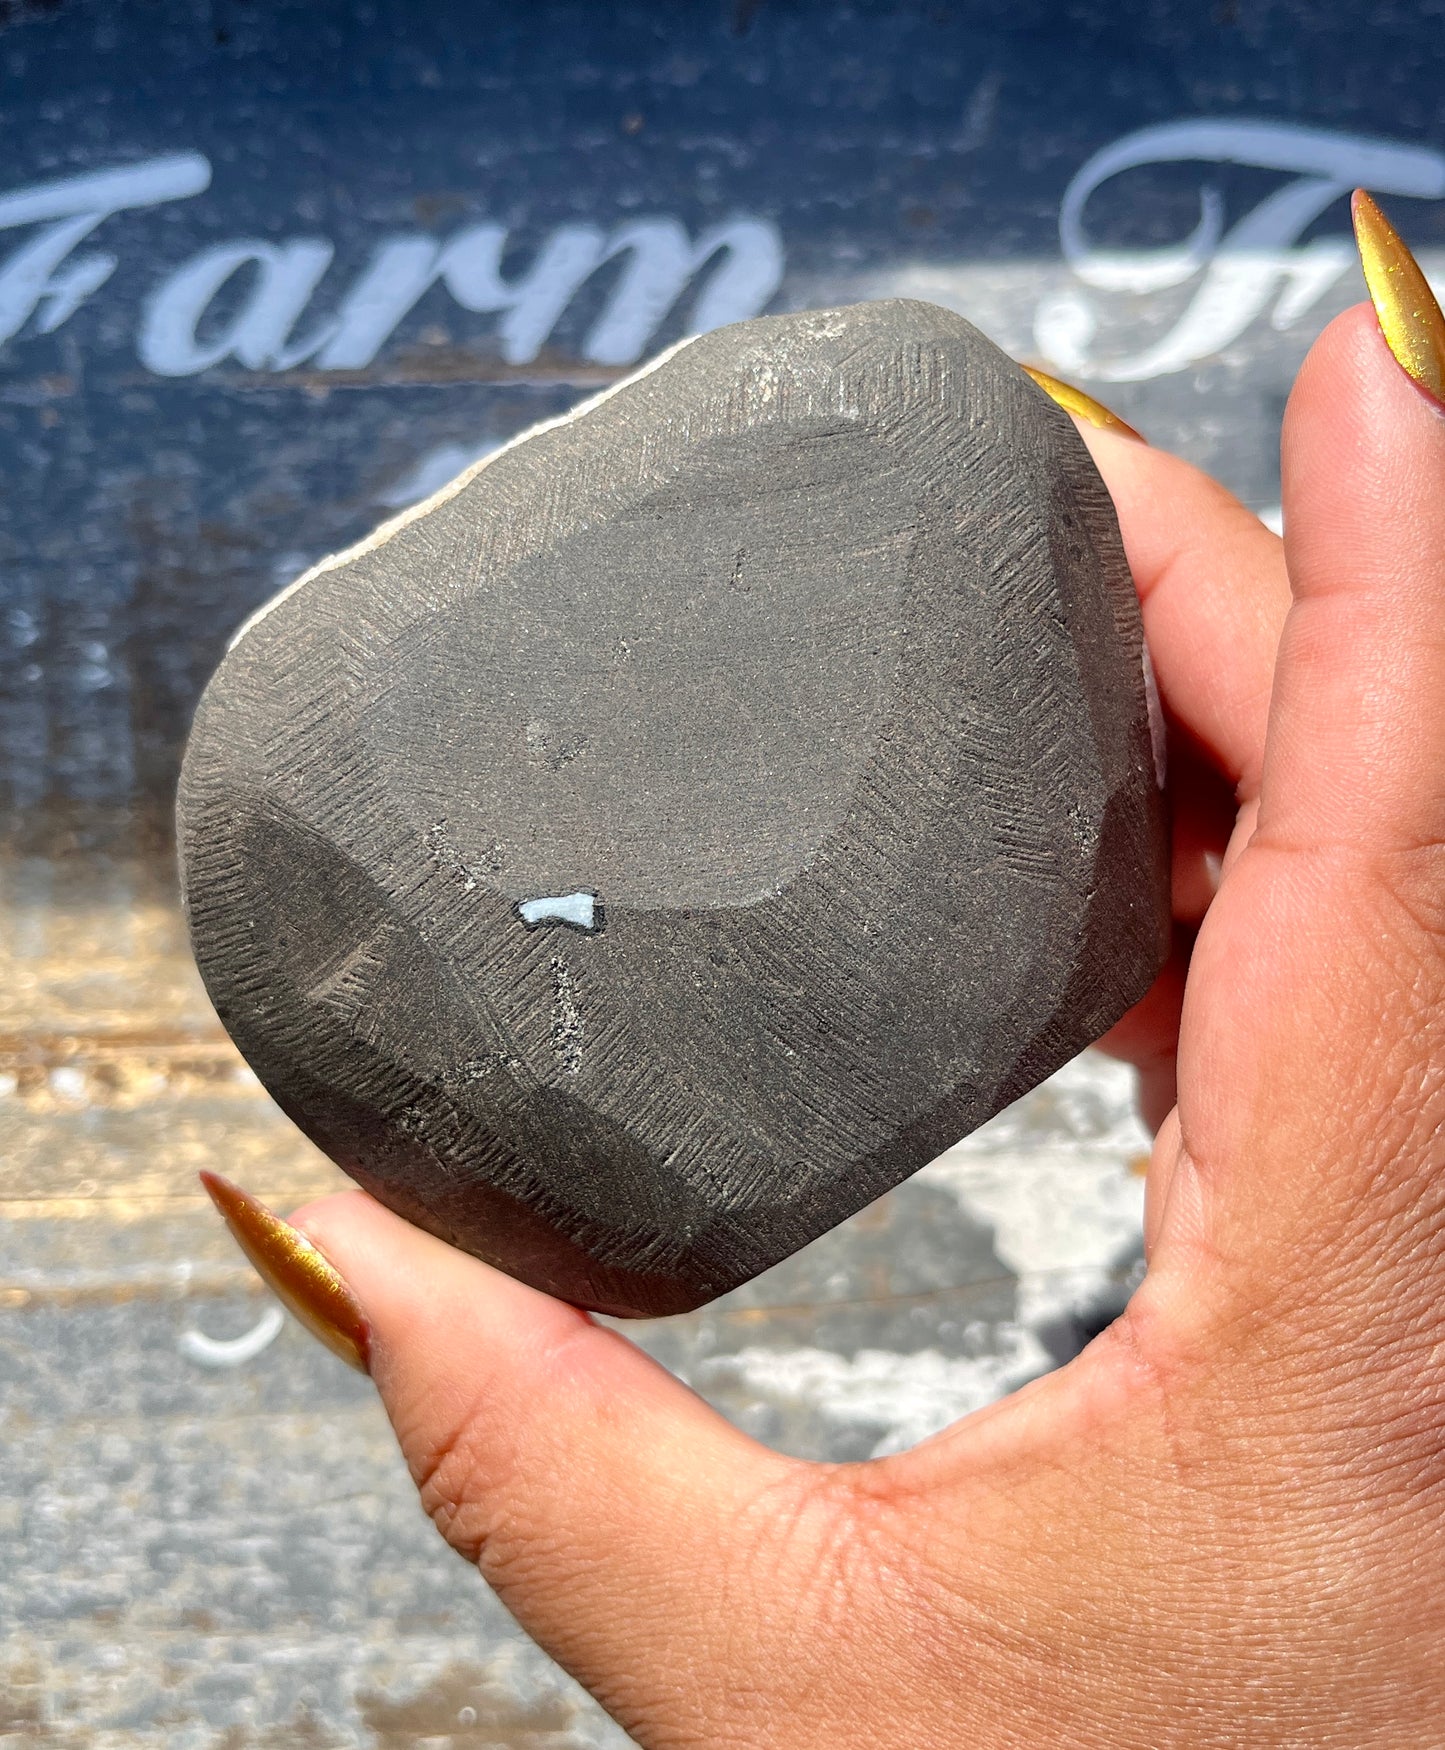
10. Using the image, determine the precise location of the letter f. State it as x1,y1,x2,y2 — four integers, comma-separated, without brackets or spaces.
0,154,210,348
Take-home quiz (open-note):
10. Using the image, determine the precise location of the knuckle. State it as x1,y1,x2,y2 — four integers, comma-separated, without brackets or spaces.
407,1397,501,1567
394,1371,546,1574
394,1318,605,1592
411,1408,574,1597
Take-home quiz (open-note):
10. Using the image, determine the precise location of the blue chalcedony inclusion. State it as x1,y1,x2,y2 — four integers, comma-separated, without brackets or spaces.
516,891,600,932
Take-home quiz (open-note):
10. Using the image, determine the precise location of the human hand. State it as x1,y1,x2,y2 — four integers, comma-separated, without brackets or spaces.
205,193,1445,1747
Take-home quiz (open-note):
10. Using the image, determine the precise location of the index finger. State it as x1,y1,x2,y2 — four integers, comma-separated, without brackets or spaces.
1069,418,1292,801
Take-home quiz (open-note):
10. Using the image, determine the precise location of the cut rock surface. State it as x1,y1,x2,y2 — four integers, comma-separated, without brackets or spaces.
178,299,1169,1318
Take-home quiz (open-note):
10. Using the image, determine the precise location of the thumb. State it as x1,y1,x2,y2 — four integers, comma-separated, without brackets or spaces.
1267,307,1445,867
288,1187,837,1738
1156,207,1445,1303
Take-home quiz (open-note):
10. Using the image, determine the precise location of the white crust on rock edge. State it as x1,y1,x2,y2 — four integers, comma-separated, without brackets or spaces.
228,334,701,651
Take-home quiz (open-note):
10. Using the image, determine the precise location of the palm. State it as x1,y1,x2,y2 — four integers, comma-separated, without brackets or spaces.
296,304,1445,1748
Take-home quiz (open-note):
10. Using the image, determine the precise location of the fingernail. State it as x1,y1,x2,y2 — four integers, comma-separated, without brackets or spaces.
1021,365,1146,442
1352,188,1445,411
199,1171,370,1373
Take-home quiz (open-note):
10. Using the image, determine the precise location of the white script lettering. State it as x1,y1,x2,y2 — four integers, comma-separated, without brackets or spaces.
1035,120,1445,379
0,155,211,346
138,239,335,374
0,152,785,377
142,214,784,374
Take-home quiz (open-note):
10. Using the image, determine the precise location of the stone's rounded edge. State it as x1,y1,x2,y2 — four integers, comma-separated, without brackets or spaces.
223,332,706,654
1022,328,1173,1001
177,296,1174,1320
205,298,1007,696
1142,639,1168,788
330,1145,720,1321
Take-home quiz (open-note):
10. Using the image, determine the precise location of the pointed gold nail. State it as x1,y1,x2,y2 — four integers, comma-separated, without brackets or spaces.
199,1171,370,1372
1352,189,1445,410
1021,365,1146,442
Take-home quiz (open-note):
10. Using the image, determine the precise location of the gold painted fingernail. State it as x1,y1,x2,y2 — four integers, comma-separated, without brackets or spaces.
1021,365,1146,442
1352,188,1445,410
199,1171,370,1372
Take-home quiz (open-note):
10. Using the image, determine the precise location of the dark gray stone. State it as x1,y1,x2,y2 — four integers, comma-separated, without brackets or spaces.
177,300,1169,1319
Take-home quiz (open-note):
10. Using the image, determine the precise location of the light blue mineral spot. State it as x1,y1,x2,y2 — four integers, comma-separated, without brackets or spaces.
515,890,601,933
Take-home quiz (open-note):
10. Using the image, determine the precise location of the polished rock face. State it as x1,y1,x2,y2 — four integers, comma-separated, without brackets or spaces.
178,300,1169,1318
